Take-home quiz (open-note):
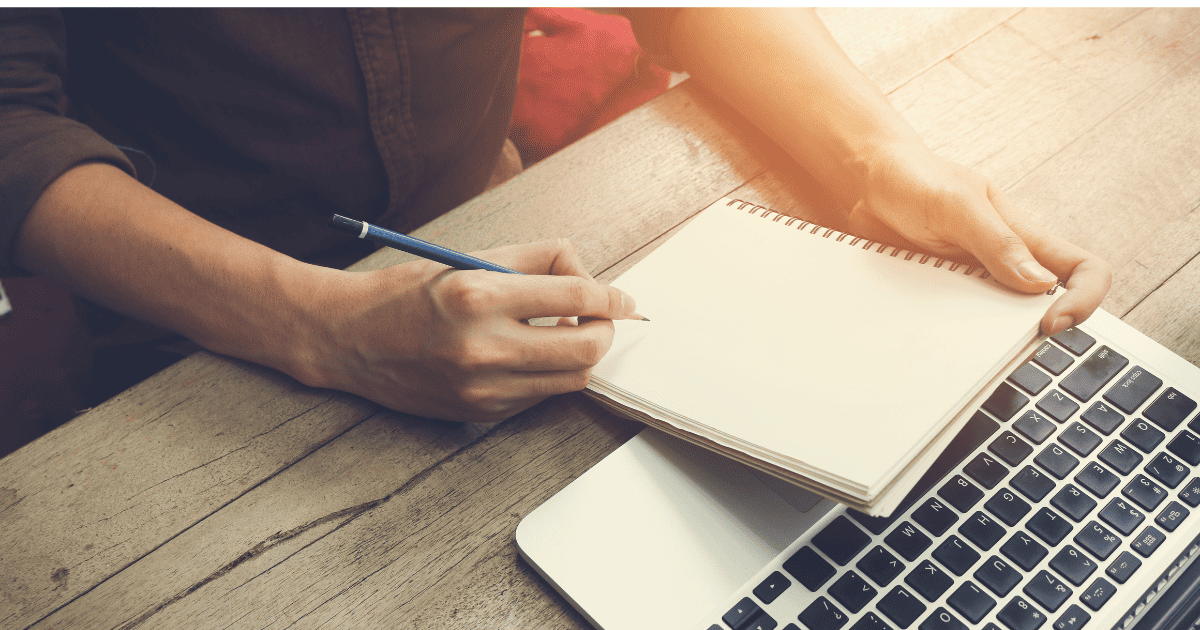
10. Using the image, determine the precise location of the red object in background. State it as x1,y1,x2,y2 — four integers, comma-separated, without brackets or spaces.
511,8,670,165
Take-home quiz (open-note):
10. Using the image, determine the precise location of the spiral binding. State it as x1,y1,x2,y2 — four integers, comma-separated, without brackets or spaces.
725,198,1061,295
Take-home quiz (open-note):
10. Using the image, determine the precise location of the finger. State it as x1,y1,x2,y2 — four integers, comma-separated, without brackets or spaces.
507,316,616,371
498,274,639,320
947,186,1060,295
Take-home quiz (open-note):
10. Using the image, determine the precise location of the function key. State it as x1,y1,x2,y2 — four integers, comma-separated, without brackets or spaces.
1155,501,1190,532
885,521,933,562
783,546,835,591
1060,346,1129,403
753,571,791,605
1131,526,1166,558
1023,570,1073,613
723,597,764,630
996,596,1047,630
1000,531,1049,571
1148,388,1197,431
1034,341,1075,375
1048,545,1098,586
1012,465,1057,502
1050,484,1097,522
1098,440,1142,476
931,535,980,576
1052,604,1091,630
812,515,872,565
1015,410,1058,445
990,431,1035,466
857,545,905,587
1179,477,1200,507
959,512,1007,551
1052,327,1096,356
1036,444,1081,480
1010,363,1053,396
912,497,959,536
1072,520,1120,560
1098,498,1145,536
1119,420,1164,453
1105,550,1142,584
1079,577,1117,612
964,453,1010,489
974,556,1022,597
904,560,953,602
798,596,849,630
1167,431,1200,466
827,570,878,613
1081,402,1125,435
1027,508,1073,546
1145,452,1190,489
1074,462,1120,499
876,586,927,629
1059,422,1101,457
1102,367,1162,414
984,383,1031,422
938,475,984,512
985,489,1032,526
947,581,996,623
1123,474,1167,511
1037,390,1080,423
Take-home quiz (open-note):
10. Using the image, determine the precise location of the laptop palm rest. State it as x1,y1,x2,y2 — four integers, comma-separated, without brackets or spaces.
517,429,836,630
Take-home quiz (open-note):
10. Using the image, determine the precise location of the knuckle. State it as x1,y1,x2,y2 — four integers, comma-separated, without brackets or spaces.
441,274,500,317
996,233,1029,255
453,339,504,372
564,277,591,312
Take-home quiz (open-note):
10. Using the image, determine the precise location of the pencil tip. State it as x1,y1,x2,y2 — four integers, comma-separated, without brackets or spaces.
629,312,650,322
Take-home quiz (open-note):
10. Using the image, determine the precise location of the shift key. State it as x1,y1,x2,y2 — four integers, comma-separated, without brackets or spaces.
1061,347,1129,403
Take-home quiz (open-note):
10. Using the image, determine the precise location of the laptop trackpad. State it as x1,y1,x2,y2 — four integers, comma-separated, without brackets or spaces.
517,429,836,630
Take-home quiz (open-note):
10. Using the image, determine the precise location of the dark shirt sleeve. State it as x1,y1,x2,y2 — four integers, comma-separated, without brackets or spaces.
621,8,685,73
0,8,134,275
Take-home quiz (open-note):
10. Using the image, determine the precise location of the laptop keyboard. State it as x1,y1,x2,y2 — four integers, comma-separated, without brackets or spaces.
704,326,1200,630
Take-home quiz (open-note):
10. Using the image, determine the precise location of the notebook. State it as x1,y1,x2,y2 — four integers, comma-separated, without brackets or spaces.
518,202,1200,630
586,197,1056,515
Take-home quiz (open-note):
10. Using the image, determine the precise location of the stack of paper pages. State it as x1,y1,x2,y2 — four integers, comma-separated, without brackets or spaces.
587,197,1057,516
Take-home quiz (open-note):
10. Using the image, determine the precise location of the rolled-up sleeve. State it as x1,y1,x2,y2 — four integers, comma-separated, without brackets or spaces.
621,8,684,73
0,8,133,275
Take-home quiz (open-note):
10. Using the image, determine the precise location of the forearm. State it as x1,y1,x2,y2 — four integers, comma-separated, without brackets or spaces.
15,162,336,380
668,8,925,209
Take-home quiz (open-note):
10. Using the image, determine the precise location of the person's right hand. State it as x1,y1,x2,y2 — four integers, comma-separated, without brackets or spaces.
292,238,640,423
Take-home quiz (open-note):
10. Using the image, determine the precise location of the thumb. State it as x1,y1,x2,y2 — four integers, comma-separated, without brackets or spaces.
958,203,1059,295
472,238,596,282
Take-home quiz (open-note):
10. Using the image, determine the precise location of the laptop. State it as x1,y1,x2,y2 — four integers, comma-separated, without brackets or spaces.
517,307,1200,630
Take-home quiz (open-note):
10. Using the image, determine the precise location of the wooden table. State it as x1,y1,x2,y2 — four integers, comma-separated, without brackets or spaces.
3,9,1199,629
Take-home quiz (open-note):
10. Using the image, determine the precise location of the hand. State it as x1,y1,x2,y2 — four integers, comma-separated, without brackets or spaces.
294,238,639,423
846,143,1111,336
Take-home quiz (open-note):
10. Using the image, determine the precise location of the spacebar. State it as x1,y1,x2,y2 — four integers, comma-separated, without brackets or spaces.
848,411,1001,534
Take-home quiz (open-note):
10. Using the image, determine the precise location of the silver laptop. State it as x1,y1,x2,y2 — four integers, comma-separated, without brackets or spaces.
518,308,1200,630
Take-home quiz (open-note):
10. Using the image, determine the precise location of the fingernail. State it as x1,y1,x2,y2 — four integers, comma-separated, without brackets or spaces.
1018,261,1058,284
1048,315,1074,336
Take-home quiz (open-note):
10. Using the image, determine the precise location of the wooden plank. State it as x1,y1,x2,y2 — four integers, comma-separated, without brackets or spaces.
1124,244,1200,366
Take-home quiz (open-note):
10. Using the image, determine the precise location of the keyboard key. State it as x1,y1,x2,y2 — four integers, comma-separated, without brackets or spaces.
799,596,849,630
1098,499,1145,536
918,608,967,630
1097,440,1142,475
1155,501,1189,532
947,581,995,623
1147,388,1197,432
959,512,1006,551
1036,444,1080,479
1058,422,1101,457
877,586,926,629
1014,411,1057,445
1034,341,1075,374
985,489,1031,526
848,613,892,630
1145,452,1190,488
990,431,1034,466
964,453,1009,489
984,383,1030,422
1102,367,1162,414
827,571,878,613
812,516,872,565
1130,526,1165,557
905,560,953,602
1023,570,1073,612
1105,551,1142,584
1010,363,1052,395
1012,466,1056,502
1073,521,1120,560
748,614,778,630
1167,431,1200,466
1037,390,1080,423
885,522,933,562
974,556,1021,596
1000,531,1048,571
911,498,958,536
1078,577,1116,611
1051,328,1095,356
1060,346,1128,403
938,475,984,512
857,546,905,588
783,546,836,591
931,535,979,577
847,509,900,537
1123,474,1167,511
996,596,1047,630
1027,508,1073,545
724,597,764,630
1052,604,1091,630
1081,402,1124,435
1179,477,1200,507
1050,484,1096,522
1074,462,1119,498
1048,545,1097,586
1119,420,1164,453
754,571,791,605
